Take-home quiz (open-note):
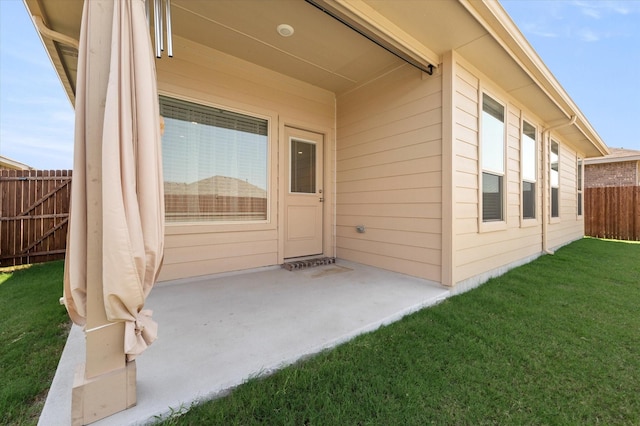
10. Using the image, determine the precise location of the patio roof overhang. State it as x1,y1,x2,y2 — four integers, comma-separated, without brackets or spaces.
23,0,608,158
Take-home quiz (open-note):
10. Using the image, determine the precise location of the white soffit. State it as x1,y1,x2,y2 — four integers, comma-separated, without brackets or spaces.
363,0,564,121
170,0,403,93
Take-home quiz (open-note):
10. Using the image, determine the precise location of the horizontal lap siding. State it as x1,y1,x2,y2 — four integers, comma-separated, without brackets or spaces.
548,145,583,249
161,230,278,280
453,62,542,284
156,37,334,281
158,38,335,121
336,65,442,282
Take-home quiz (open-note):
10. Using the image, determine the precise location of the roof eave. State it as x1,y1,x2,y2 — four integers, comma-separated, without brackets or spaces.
585,155,640,165
0,155,34,170
460,0,609,157
22,0,77,106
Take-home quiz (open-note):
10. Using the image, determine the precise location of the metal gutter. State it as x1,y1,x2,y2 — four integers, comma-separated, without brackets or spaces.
32,15,79,49
459,0,609,158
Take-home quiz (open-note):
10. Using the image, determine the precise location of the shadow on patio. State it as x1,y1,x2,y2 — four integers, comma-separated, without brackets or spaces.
40,260,450,425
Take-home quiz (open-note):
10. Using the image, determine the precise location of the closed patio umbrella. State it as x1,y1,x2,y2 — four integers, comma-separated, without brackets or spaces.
100,0,164,361
63,0,164,384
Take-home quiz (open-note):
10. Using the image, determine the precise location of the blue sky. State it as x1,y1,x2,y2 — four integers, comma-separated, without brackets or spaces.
0,0,639,170
0,0,75,169
501,0,640,151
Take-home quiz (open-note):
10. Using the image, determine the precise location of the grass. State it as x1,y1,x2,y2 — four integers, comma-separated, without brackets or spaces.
161,238,640,425
0,261,69,426
1,239,638,425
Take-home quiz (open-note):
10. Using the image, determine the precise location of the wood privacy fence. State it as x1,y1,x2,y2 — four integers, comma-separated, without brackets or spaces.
0,170,72,267
585,186,640,241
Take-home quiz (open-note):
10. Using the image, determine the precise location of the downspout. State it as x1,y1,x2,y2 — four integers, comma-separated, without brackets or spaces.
333,96,338,259
541,115,576,254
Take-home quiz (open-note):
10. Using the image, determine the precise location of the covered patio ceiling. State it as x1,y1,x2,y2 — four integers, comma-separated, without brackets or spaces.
22,0,549,101
25,0,407,99
25,0,607,157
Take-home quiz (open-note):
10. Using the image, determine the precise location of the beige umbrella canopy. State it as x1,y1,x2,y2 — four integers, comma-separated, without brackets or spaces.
63,0,164,363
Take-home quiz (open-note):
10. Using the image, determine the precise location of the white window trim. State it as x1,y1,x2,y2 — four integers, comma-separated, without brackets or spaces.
478,90,507,232
159,90,278,232
520,116,539,228
577,155,584,218
550,139,561,223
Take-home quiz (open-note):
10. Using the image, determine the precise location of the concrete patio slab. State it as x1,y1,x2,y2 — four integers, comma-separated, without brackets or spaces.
39,260,450,425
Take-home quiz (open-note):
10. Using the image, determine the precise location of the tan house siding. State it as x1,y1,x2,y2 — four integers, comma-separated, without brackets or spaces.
157,37,335,281
452,58,544,284
585,161,639,188
335,64,443,282
547,144,583,249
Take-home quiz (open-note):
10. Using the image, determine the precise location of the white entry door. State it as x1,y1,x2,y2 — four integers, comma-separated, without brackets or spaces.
284,127,324,258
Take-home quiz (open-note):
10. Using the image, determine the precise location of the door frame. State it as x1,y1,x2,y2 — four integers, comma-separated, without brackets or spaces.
278,121,334,264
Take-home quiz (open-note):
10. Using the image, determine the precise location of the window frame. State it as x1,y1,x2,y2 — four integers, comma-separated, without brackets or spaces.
520,118,538,225
479,91,507,232
577,156,583,217
159,92,277,232
550,139,560,221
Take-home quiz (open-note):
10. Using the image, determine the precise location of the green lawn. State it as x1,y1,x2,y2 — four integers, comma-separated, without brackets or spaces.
0,261,69,426
162,238,640,425
2,239,639,425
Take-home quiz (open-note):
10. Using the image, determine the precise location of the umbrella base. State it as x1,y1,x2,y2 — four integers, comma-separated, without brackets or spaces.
71,360,137,425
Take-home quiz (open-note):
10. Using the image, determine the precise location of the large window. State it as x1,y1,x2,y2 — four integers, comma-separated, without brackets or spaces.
522,121,536,220
550,140,559,218
159,96,268,223
482,94,505,222
577,158,583,216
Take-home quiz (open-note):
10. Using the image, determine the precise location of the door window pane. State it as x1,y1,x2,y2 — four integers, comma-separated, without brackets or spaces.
291,139,316,194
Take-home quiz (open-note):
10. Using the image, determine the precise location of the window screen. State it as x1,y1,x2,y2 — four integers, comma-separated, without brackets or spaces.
483,172,503,221
523,181,535,220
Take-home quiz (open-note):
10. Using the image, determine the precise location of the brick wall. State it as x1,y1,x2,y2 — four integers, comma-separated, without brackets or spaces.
585,161,639,188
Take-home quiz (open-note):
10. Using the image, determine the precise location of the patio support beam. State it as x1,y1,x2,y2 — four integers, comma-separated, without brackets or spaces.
441,51,456,287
